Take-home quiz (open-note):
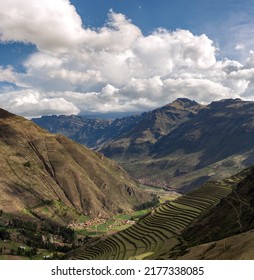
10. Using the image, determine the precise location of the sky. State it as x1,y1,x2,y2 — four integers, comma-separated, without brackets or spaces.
1,0,254,118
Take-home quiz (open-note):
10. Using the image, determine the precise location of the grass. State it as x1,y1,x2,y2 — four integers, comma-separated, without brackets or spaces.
130,251,155,260
77,215,91,223
110,225,131,231
114,214,132,220
42,207,49,213
0,255,29,260
140,185,180,202
0,240,25,250
75,229,90,235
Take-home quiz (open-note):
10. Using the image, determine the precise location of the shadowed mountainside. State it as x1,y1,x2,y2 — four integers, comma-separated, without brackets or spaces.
102,98,254,191
177,229,254,260
182,166,254,244
100,98,202,159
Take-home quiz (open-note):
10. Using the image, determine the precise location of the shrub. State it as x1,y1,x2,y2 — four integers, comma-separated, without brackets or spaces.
0,229,10,240
23,161,31,168
134,194,160,211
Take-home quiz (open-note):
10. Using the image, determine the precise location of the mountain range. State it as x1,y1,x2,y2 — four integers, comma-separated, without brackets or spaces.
1,104,254,260
33,98,254,192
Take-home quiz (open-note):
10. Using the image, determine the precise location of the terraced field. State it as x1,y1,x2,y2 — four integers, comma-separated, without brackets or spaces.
68,170,248,260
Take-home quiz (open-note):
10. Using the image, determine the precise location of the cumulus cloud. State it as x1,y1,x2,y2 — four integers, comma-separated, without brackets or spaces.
0,90,80,117
1,1,254,117
0,0,84,53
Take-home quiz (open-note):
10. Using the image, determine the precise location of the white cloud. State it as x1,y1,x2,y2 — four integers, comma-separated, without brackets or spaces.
235,43,246,51
24,53,63,69
162,78,236,103
0,66,17,83
1,3,254,117
0,90,80,117
0,0,84,53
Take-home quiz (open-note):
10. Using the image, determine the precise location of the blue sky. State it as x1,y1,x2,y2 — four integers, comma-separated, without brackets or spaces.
66,0,254,61
1,0,254,117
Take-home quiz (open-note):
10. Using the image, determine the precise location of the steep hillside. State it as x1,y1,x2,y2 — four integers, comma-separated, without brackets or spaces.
177,230,254,260
33,98,202,158
100,98,202,160
67,167,250,260
153,98,254,166
182,166,254,244
0,108,151,225
32,115,111,147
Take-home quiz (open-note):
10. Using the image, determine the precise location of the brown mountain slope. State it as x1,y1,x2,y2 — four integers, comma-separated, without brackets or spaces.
100,98,202,160
0,108,150,224
153,99,254,165
178,230,254,260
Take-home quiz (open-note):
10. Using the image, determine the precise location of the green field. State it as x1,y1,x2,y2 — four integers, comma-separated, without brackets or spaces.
74,209,149,237
139,185,180,202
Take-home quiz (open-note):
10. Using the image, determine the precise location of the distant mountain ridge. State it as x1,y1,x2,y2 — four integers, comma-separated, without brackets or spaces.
33,114,142,149
32,98,202,151
32,98,254,191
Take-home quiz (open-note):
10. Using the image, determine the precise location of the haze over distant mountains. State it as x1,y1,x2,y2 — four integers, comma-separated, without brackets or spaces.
33,98,254,192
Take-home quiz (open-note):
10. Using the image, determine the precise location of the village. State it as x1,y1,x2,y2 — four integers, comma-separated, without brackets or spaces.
68,217,136,234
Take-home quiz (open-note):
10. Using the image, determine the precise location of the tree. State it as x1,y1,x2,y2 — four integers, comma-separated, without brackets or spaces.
0,229,10,240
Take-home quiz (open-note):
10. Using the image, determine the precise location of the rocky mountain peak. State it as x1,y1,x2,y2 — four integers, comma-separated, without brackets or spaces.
169,98,200,109
209,98,244,109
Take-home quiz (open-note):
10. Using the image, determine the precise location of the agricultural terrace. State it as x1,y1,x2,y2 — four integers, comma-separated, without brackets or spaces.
69,171,247,260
